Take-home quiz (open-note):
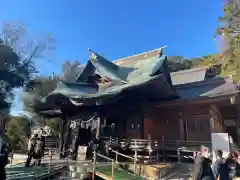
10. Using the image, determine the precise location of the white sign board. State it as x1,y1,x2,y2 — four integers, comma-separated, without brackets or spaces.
211,133,230,161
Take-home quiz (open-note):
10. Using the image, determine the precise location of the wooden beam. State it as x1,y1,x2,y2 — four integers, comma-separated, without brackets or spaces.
95,117,100,139
152,93,236,108
178,112,184,141
209,104,223,133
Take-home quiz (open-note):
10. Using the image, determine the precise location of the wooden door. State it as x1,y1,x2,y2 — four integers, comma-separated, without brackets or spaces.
185,116,211,141
126,113,143,139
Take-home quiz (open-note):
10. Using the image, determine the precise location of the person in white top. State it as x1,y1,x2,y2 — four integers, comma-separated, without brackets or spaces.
25,133,38,167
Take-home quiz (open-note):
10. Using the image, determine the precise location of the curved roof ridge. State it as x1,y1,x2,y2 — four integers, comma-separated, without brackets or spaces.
113,47,164,65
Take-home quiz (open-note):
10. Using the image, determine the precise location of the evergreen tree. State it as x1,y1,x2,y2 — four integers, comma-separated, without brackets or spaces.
217,0,240,79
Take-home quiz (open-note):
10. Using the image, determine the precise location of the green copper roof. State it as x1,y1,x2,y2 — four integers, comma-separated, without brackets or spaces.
39,47,178,108
33,47,239,113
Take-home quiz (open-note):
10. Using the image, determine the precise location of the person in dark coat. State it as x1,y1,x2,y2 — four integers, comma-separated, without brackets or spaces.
33,131,45,166
234,153,240,178
0,135,11,180
85,125,93,159
213,150,231,180
226,152,240,179
25,133,38,167
193,153,214,180
76,123,92,160
78,123,87,146
71,135,78,160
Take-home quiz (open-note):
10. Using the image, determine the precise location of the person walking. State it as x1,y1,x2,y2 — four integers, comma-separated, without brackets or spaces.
226,152,240,179
193,148,214,180
213,150,231,180
33,129,45,166
234,153,240,179
25,133,38,167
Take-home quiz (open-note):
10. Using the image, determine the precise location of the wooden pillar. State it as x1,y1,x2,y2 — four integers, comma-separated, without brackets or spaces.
58,115,68,157
209,104,223,133
179,111,184,141
235,105,240,145
234,94,240,144
138,106,145,139
95,116,101,139
140,112,144,139
233,93,240,123
65,120,72,151
63,117,69,153
58,117,64,156
103,118,107,127
95,102,103,139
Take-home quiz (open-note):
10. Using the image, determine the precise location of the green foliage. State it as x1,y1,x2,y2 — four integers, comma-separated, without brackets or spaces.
5,115,32,151
22,76,59,114
214,0,240,80
45,118,60,135
21,76,59,134
22,60,84,133
187,55,219,68
0,21,55,112
22,60,84,114
167,56,191,72
216,0,240,36
0,43,28,110
167,55,222,78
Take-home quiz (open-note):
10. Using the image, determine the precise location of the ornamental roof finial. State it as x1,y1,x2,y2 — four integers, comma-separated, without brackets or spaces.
88,48,93,53
158,46,167,57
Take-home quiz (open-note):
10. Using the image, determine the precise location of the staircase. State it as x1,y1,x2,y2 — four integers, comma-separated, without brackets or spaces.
52,165,89,180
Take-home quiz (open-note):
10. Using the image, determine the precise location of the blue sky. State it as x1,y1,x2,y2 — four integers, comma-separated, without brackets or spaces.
2,0,222,114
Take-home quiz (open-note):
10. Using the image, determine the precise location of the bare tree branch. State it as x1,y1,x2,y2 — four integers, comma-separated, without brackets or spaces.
61,60,84,81
0,21,56,70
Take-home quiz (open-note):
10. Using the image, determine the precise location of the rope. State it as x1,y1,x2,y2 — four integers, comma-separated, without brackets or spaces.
69,116,98,130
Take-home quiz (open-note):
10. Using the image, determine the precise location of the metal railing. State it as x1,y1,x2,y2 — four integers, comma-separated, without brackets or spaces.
113,136,211,151
112,139,140,176
91,149,140,180
6,148,68,180
92,151,115,180
111,150,138,175
162,140,211,150
105,136,214,164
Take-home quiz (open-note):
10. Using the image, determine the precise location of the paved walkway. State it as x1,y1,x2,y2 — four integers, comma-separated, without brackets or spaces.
7,154,191,180
6,164,65,180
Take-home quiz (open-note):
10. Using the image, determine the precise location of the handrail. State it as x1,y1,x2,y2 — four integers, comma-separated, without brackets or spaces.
102,136,212,147
111,149,138,176
92,151,115,180
103,136,212,144
111,150,136,161
96,152,114,162
111,140,139,176
163,140,210,143
8,148,58,179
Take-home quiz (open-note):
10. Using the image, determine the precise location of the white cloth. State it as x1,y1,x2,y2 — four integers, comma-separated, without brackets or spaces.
27,135,36,151
77,146,87,161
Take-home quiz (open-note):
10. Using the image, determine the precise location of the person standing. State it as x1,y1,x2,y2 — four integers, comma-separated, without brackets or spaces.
25,133,38,167
234,153,240,179
0,134,11,180
71,135,78,160
33,129,45,166
226,152,240,179
193,147,214,180
213,150,231,180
